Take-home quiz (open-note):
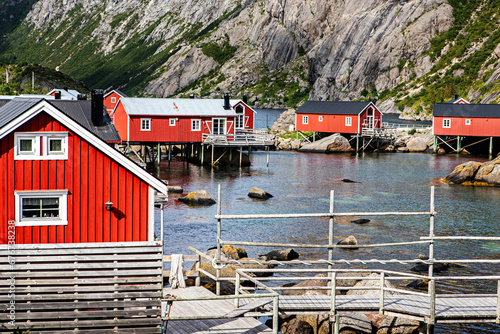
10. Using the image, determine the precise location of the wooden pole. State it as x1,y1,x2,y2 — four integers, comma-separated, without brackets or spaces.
433,136,437,153
216,184,222,295
266,146,269,167
428,186,436,328
168,144,171,162
490,137,493,158
356,136,360,152
235,272,240,308
157,143,161,164
239,147,243,169
457,136,461,153
211,144,214,168
330,271,337,326
328,190,334,270
273,295,279,334
496,280,500,324
200,144,204,166
379,272,385,315
160,204,164,243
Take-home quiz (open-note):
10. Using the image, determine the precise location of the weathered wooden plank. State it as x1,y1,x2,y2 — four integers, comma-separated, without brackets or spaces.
0,254,162,263
0,308,160,320
0,269,163,278
0,241,161,250
0,317,161,329
0,261,162,270
0,283,162,294
224,297,273,318
21,328,161,334
0,276,162,286
2,299,159,311
0,291,160,301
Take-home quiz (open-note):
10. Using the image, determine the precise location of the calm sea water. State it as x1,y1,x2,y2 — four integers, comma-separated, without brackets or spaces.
156,110,500,333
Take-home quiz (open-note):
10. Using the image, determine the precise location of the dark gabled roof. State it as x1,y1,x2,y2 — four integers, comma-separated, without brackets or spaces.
0,98,43,129
49,100,121,142
0,98,120,142
104,90,128,98
433,103,500,117
296,101,374,115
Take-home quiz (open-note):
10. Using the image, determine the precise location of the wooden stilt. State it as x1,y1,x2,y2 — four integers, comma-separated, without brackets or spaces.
356,136,360,152
239,147,243,169
490,137,493,158
433,136,437,153
168,144,171,162
157,143,161,164
266,146,269,167
211,144,214,168
457,136,461,153
201,144,204,166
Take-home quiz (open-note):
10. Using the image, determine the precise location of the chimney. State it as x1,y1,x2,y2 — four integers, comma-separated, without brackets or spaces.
91,89,104,126
243,95,248,104
77,94,87,100
54,91,61,99
455,94,459,100
190,94,194,99
223,94,230,110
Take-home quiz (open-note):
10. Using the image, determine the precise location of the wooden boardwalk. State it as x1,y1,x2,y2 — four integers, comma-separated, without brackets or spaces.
162,287,273,334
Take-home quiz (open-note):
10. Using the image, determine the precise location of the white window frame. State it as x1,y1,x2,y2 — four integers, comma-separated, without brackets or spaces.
235,105,245,129
15,132,68,160
110,97,116,103
15,190,68,226
318,116,323,122
302,115,309,125
345,117,352,126
465,119,471,126
443,119,451,128
169,119,176,126
191,119,201,131
141,118,151,131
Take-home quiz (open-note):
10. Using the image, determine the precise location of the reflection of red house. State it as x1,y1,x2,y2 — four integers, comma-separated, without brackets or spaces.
295,101,382,134
113,97,254,143
104,90,128,120
433,103,500,137
0,97,167,245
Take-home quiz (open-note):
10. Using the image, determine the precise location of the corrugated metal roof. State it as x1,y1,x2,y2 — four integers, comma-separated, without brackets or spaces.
0,98,43,129
296,101,373,115
433,103,500,117
121,98,237,116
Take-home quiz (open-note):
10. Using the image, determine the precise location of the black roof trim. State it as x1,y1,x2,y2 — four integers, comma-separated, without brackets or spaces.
433,103,500,117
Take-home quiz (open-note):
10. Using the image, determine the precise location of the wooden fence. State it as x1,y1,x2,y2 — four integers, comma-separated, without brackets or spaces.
0,242,163,334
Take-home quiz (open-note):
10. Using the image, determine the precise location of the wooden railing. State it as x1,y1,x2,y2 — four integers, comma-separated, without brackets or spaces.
202,128,275,145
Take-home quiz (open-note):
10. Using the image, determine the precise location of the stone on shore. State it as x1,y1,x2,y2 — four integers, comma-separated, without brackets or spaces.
167,185,183,193
346,273,396,295
367,314,421,334
337,235,358,249
258,248,299,261
178,190,216,205
406,137,428,152
248,187,273,200
299,134,353,153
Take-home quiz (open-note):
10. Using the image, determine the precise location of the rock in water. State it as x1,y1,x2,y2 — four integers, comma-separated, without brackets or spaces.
342,179,360,183
443,161,482,184
178,190,216,205
259,248,299,261
350,218,370,224
337,235,358,250
299,134,353,153
167,185,183,193
248,187,273,200
473,157,500,186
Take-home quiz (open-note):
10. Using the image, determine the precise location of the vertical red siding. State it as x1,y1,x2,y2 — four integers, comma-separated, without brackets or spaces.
0,112,153,244
433,116,500,137
113,102,129,142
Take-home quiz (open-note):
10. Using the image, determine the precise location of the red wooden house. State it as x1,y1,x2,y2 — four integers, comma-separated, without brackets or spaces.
0,95,167,245
447,94,469,105
112,96,248,143
231,99,256,131
295,101,382,134
433,103,500,137
104,90,128,120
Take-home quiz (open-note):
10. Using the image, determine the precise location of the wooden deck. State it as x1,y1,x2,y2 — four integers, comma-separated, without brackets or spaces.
162,287,273,333
277,294,498,322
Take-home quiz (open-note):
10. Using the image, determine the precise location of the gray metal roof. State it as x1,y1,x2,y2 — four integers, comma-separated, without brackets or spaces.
0,98,120,142
296,101,374,115
49,100,121,142
120,98,237,116
433,103,500,117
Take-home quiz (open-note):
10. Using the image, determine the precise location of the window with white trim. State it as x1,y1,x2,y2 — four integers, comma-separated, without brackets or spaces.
169,119,176,126
302,115,309,124
191,119,201,131
141,118,151,131
15,190,68,226
15,132,68,160
345,117,352,126
318,116,323,122
111,97,116,103
443,119,451,128
235,105,244,128
465,119,471,126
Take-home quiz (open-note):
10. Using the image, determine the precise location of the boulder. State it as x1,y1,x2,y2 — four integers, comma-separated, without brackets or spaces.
367,314,421,334
178,190,216,205
337,235,358,249
397,146,409,153
291,139,302,150
248,187,273,199
346,273,396,295
406,137,428,152
299,134,353,153
222,245,247,260
473,157,500,186
443,161,482,184
167,185,183,193
282,274,329,296
339,313,373,334
281,317,315,334
259,248,299,261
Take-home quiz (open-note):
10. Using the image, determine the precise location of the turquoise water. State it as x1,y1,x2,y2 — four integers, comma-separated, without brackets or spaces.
156,111,500,333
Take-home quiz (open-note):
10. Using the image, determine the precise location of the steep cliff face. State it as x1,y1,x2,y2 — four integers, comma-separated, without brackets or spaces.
1,0,499,112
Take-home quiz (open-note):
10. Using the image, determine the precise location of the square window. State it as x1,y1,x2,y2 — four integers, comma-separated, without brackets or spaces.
443,119,451,128
303,116,309,124
169,119,176,126
15,190,68,226
465,119,471,126
191,119,201,131
319,116,323,122
49,138,63,153
111,97,116,103
15,134,39,158
20,139,33,152
345,117,352,126
141,119,151,131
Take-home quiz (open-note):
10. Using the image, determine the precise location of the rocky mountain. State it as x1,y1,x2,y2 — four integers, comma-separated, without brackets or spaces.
0,0,499,115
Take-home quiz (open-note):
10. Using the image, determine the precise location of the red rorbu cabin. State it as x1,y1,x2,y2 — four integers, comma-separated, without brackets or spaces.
295,101,382,135
112,96,247,143
433,103,500,137
0,95,167,245
231,100,256,131
104,90,128,120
